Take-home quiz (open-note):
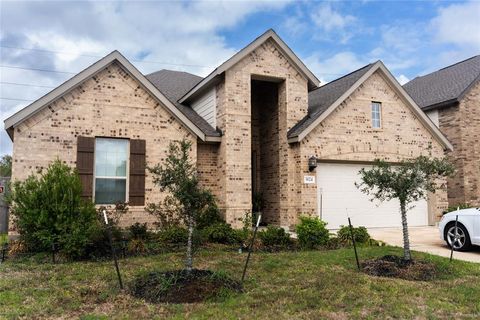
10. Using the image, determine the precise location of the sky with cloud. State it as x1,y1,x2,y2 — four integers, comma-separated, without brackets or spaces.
1,0,479,156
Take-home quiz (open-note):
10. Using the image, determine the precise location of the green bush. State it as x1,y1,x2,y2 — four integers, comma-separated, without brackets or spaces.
196,205,223,230
157,226,189,244
337,225,370,245
203,222,238,244
258,226,291,247
295,216,329,249
84,225,124,259
8,160,98,259
443,203,471,214
129,222,149,240
325,236,342,250
85,205,127,259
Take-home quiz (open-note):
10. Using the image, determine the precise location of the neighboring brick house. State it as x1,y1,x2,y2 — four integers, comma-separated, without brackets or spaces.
404,56,480,208
4,29,452,231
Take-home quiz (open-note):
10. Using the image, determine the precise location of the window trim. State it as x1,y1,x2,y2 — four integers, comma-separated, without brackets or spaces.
92,137,130,205
371,101,382,129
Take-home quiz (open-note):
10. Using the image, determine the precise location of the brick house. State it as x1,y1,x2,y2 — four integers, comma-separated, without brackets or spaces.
4,30,452,231
404,56,480,208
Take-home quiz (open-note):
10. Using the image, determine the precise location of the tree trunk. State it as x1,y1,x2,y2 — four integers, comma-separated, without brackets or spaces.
186,214,194,272
400,199,412,261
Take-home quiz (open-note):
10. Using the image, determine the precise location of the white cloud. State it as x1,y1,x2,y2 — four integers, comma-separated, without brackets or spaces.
284,15,308,36
309,3,358,44
396,74,409,85
431,1,480,48
310,4,356,32
380,24,424,54
305,51,367,83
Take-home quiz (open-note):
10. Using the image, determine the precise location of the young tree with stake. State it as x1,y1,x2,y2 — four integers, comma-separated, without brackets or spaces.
356,156,454,261
148,140,215,272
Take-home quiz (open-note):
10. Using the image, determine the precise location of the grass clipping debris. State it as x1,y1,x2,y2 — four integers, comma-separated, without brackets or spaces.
129,269,242,303
362,255,439,281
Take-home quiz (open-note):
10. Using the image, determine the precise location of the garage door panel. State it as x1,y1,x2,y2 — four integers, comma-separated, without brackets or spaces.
317,163,427,229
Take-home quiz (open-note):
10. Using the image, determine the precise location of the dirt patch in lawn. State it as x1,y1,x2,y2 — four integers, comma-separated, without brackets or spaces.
129,269,242,303
362,255,438,281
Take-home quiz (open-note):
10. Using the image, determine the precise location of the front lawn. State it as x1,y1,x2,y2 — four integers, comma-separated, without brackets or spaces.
1,246,479,319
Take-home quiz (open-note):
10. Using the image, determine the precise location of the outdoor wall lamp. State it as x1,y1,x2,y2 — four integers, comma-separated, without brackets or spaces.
308,156,318,172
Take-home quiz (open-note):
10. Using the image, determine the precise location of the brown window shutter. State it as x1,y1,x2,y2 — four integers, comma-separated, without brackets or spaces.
76,136,95,200
129,139,146,206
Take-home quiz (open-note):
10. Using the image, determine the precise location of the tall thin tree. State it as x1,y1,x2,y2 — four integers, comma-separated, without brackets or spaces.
356,156,453,261
148,140,214,271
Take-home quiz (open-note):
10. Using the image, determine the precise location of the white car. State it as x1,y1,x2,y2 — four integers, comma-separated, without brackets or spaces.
439,207,480,251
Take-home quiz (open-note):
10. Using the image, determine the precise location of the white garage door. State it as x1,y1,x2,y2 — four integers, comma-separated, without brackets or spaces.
316,163,428,229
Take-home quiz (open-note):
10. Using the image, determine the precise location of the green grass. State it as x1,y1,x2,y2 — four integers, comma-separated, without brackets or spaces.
1,246,479,319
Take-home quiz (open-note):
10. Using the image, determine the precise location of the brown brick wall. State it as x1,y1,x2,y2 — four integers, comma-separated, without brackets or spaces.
215,39,309,227
196,142,222,210
11,62,197,229
296,71,448,226
439,80,480,207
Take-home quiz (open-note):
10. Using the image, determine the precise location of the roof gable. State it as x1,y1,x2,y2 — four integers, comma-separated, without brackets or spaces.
178,29,320,104
403,55,480,110
288,61,453,151
4,51,220,142
146,69,202,102
305,63,374,122
146,70,219,138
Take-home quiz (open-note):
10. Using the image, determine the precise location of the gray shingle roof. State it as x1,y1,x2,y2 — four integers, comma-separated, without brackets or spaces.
288,63,375,138
146,70,220,137
403,55,480,110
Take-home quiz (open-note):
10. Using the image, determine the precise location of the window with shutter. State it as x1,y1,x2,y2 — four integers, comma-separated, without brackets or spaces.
76,136,95,200
129,139,146,206
94,138,129,204
77,137,145,205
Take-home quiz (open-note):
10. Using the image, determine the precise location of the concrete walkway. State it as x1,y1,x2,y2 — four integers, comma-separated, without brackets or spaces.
368,226,480,263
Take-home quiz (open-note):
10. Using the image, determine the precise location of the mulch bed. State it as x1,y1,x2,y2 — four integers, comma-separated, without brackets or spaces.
129,269,242,303
361,255,438,281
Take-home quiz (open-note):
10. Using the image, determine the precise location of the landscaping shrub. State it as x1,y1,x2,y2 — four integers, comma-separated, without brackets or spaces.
443,203,471,214
295,216,329,249
157,226,189,244
8,160,98,259
337,225,370,245
325,236,342,250
84,204,128,259
203,222,238,244
258,226,292,248
84,224,124,259
196,205,223,230
129,222,150,240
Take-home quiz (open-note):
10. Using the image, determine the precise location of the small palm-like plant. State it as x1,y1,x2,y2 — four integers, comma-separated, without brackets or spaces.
356,156,454,261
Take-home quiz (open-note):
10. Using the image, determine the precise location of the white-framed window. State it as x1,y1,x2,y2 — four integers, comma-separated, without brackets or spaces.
371,101,382,128
94,138,129,204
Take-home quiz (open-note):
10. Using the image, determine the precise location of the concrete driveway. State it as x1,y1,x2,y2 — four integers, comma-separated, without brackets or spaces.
368,226,480,263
